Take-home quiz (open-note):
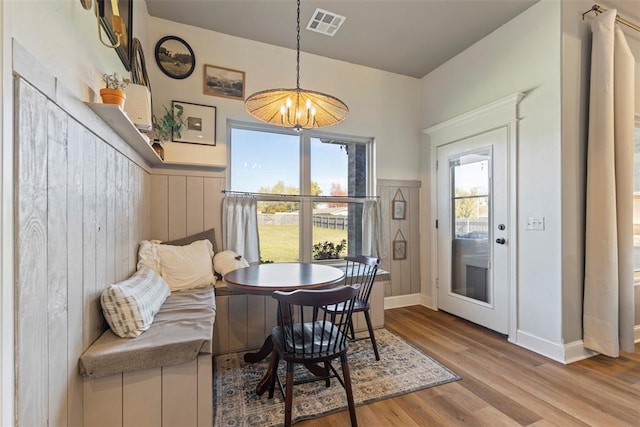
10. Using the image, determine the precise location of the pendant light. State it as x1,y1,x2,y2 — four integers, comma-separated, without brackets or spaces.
244,0,348,131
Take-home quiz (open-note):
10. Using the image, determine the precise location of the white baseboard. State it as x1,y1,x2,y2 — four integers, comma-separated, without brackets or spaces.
636,325,640,343
516,330,599,364
384,293,423,310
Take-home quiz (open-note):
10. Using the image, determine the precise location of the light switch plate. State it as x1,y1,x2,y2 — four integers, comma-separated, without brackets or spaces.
525,216,545,231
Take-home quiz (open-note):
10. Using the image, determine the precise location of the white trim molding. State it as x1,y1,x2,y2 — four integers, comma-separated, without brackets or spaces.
422,92,524,343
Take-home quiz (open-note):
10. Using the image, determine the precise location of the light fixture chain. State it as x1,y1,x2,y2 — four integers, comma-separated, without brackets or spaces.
296,0,301,90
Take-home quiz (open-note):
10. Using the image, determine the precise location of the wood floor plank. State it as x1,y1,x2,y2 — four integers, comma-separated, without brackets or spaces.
296,306,640,427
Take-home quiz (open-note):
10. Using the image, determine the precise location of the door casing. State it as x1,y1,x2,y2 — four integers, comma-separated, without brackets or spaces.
423,93,524,342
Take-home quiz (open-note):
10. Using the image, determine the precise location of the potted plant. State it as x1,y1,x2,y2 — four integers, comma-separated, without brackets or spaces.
100,73,130,109
312,239,347,260
154,104,185,142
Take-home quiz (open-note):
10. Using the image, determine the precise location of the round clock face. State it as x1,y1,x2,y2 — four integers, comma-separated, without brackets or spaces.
80,0,92,10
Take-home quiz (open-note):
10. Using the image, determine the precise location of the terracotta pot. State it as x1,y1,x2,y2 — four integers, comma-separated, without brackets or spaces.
100,88,126,109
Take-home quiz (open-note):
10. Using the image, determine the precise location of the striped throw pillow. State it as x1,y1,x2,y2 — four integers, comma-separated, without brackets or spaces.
101,267,170,338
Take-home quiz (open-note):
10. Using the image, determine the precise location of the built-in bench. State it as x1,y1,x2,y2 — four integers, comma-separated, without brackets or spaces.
79,286,216,427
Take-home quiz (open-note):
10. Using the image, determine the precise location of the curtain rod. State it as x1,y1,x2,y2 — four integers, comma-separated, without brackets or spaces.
582,4,640,32
222,190,379,200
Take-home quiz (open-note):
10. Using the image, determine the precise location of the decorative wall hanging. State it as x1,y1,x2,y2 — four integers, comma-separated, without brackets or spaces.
393,229,407,260
203,64,245,100
155,36,195,79
171,101,216,146
97,0,133,71
392,189,406,220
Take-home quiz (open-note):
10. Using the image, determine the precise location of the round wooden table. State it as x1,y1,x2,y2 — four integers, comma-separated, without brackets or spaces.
224,262,345,395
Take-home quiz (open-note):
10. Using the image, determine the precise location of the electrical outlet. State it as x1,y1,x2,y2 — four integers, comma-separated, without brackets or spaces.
525,216,545,231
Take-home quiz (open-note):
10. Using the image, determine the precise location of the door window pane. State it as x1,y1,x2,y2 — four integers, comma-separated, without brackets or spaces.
450,151,490,303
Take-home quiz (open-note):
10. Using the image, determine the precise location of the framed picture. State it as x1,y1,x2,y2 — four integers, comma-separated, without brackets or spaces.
393,239,407,260
392,200,406,220
203,64,245,100
155,36,196,79
98,0,133,71
171,101,216,146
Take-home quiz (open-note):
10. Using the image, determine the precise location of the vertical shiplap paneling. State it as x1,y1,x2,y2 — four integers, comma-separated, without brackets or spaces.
82,134,98,349
66,119,85,427
114,154,126,281
247,295,266,349
16,80,49,427
129,162,138,275
150,175,169,241
203,177,223,250
186,176,205,236
409,187,421,293
120,157,131,277
162,360,198,427
143,172,152,240
228,295,249,351
105,146,116,286
122,369,162,426
94,140,108,335
397,188,412,295
83,375,123,427
47,103,69,427
212,295,229,354
196,355,213,427
168,176,187,240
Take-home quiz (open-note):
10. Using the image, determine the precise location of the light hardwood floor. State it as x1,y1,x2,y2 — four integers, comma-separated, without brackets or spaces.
299,305,640,427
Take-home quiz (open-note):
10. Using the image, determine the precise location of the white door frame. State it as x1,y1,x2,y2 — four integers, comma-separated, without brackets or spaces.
423,93,524,341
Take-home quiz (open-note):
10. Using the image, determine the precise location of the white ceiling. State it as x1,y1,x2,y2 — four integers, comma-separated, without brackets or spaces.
144,0,542,78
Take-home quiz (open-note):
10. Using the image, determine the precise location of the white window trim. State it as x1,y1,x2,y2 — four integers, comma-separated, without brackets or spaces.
226,119,375,263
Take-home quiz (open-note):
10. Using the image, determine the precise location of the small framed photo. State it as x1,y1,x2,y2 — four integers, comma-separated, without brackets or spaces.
392,200,406,220
393,239,407,260
171,101,216,146
155,36,195,79
203,64,245,100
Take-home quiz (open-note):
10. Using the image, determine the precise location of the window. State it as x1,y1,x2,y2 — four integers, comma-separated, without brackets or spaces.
229,122,373,263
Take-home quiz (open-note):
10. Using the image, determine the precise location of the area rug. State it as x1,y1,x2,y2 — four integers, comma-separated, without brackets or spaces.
213,328,460,426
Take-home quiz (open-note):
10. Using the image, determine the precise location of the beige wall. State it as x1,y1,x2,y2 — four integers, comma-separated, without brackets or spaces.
420,1,564,350
145,17,423,180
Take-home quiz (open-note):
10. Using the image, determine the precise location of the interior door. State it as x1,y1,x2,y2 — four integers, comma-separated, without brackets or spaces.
436,127,509,334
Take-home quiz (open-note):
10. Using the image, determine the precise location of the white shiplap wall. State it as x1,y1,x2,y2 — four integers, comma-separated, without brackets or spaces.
14,75,151,426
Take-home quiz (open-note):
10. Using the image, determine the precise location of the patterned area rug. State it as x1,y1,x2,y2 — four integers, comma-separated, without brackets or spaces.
213,328,460,426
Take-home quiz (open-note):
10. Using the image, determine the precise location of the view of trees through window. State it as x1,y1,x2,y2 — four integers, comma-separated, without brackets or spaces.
230,126,370,263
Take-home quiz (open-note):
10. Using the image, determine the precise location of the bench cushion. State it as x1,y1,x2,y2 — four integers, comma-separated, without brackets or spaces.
79,286,216,378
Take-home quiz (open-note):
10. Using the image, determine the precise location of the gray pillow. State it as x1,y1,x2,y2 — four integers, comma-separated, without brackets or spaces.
163,228,218,253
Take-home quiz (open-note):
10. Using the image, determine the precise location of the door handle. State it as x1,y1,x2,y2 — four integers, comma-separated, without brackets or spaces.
495,238,506,245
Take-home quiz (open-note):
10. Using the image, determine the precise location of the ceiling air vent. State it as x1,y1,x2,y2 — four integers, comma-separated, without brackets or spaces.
306,8,346,37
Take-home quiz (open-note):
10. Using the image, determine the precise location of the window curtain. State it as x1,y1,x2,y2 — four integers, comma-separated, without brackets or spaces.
222,195,260,264
583,9,636,357
362,199,385,260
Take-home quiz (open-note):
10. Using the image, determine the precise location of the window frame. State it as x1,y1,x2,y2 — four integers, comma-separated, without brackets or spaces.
227,119,375,263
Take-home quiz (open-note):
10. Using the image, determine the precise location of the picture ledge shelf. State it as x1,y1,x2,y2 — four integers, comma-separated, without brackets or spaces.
87,102,163,165
86,103,226,170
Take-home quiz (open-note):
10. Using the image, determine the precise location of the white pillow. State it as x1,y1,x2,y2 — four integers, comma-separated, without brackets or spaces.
137,239,162,273
155,239,215,291
213,250,250,276
101,267,170,338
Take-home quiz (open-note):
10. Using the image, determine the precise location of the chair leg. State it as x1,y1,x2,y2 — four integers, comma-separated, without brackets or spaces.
349,317,356,340
324,362,331,387
340,354,358,427
268,351,280,399
284,362,295,427
364,310,380,361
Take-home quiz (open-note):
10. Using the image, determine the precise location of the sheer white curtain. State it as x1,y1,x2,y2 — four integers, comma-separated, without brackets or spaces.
362,199,385,260
222,195,260,264
583,9,636,357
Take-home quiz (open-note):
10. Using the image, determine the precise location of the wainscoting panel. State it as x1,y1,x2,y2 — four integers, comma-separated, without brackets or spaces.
14,75,152,427
150,172,225,250
378,180,421,297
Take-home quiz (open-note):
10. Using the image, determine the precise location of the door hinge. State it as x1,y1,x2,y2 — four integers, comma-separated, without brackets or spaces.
435,160,439,170
435,219,438,229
